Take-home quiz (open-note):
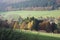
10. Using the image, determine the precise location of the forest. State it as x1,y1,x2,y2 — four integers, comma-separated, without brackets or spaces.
0,0,60,11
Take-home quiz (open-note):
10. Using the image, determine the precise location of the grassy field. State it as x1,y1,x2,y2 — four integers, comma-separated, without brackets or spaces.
0,28,60,40
18,30,60,38
0,10,60,19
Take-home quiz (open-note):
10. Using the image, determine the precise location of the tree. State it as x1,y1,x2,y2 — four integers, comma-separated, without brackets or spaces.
18,16,23,24
27,20,34,30
13,21,20,29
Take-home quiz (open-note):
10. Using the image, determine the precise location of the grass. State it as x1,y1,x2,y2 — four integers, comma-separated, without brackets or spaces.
16,30,60,38
0,10,60,19
0,28,60,40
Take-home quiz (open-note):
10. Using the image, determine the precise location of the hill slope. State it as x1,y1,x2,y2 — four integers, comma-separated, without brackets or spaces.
1,10,60,20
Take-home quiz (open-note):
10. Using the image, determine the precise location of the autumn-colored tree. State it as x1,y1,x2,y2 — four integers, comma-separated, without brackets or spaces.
13,21,20,29
20,22,27,29
27,21,34,30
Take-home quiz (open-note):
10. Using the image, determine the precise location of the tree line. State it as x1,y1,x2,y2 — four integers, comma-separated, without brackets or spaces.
0,16,60,33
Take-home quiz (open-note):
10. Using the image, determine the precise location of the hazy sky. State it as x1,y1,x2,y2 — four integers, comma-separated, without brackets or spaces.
0,0,29,3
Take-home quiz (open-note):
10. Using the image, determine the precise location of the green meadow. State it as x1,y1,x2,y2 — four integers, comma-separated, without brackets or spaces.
1,10,60,19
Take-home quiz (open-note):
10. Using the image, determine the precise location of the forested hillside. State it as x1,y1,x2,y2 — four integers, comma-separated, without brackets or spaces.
0,0,60,11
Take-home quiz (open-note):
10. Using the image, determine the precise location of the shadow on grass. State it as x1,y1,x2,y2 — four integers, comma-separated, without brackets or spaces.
0,28,60,40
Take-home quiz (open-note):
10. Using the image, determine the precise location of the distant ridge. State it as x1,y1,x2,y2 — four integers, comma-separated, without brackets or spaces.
0,0,60,11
